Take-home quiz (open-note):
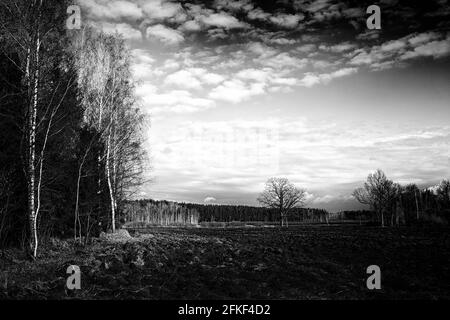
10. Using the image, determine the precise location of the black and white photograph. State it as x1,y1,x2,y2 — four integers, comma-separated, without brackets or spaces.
1,0,450,308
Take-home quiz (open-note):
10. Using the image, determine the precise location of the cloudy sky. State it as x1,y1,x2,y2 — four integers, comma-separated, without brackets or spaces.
77,0,450,211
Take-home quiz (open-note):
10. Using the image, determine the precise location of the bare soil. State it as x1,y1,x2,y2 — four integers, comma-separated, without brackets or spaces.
1,225,449,299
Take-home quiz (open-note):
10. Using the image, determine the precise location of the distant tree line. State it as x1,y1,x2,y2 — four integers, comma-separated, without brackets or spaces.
122,199,329,225
187,203,329,223
0,0,146,258
122,200,200,227
333,210,373,221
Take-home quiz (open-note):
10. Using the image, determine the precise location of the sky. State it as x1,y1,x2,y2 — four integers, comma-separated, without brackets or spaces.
76,0,450,211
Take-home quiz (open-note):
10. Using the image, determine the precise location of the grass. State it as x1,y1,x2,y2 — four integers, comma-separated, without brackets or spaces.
0,225,449,299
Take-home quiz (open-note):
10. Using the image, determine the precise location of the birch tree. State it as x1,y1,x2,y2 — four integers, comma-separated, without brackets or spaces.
1,0,74,258
73,28,145,234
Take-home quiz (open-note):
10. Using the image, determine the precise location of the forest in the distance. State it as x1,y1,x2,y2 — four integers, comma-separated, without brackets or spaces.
121,199,331,227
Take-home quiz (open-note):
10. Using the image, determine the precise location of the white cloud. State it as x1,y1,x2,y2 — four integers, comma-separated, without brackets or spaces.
296,44,317,53
347,31,449,70
135,83,158,97
214,0,253,12
164,70,203,89
98,22,142,40
200,72,226,85
236,68,271,82
234,68,299,92
267,37,297,45
349,49,387,66
78,0,144,20
140,0,183,20
161,59,181,70
324,67,358,79
113,0,144,19
260,52,307,69
380,39,407,52
247,42,279,58
179,20,202,32
135,85,216,114
146,24,184,44
199,12,248,29
400,39,450,60
408,32,441,46
270,77,298,86
247,8,271,20
300,68,358,87
313,195,336,203
305,0,332,13
247,9,304,29
356,30,380,40
132,49,155,64
209,79,266,103
312,60,337,69
299,73,321,87
204,196,217,203
313,194,353,204
164,68,225,89
269,13,304,29
320,42,357,53
131,52,155,80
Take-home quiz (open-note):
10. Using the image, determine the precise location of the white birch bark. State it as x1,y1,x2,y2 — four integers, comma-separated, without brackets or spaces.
105,132,116,232
27,26,40,259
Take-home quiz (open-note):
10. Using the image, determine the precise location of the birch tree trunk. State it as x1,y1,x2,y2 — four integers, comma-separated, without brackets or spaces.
112,114,118,224
97,99,103,215
415,189,420,221
74,164,81,241
27,17,41,258
74,155,86,242
106,132,116,233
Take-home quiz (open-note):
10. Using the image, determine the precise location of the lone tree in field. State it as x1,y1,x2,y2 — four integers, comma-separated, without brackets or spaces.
257,178,306,227
353,169,396,227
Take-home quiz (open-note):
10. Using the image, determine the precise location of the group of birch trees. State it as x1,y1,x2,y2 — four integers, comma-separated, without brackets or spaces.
72,29,146,237
0,0,146,258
